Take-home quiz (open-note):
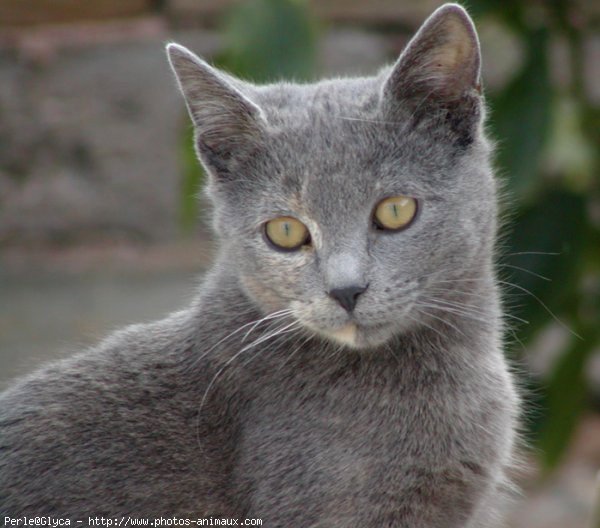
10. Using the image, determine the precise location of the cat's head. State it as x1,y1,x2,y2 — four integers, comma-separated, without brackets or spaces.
168,3,497,349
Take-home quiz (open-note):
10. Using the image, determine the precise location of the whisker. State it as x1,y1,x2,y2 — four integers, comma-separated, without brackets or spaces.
185,309,293,372
414,305,469,339
418,299,490,323
426,287,496,302
239,324,302,369
194,319,303,448
500,311,531,325
199,320,301,411
404,312,447,342
424,291,531,326
236,320,301,360
406,264,488,284
422,306,487,326
429,277,493,284
335,115,400,125
241,309,294,342
498,263,551,282
504,251,560,257
504,327,528,355
427,280,531,305
496,280,582,340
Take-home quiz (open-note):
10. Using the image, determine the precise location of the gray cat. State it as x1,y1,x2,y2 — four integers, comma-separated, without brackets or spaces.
1,3,519,526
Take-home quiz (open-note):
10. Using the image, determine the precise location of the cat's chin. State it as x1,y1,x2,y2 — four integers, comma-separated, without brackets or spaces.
321,322,395,350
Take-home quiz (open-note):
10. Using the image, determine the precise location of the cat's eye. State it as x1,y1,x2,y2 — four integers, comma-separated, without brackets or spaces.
264,216,310,251
373,196,418,231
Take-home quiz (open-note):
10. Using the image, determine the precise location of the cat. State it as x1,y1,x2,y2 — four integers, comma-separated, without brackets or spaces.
0,3,519,526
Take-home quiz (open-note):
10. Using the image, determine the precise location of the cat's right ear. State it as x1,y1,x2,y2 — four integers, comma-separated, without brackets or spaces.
381,4,482,144
166,43,266,176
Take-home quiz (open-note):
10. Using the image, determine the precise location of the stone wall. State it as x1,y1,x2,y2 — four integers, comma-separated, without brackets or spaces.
0,23,222,244
1,1,597,246
0,4,393,246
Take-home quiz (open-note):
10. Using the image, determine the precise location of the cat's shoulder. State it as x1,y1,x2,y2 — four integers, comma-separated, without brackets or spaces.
0,310,210,514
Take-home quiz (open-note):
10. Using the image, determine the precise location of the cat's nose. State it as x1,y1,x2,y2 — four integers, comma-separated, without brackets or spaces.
328,285,368,313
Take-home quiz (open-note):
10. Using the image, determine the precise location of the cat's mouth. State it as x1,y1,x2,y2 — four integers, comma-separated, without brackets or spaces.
290,301,397,349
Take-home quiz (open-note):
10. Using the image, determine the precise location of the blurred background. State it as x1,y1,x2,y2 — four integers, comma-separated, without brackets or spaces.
0,0,598,525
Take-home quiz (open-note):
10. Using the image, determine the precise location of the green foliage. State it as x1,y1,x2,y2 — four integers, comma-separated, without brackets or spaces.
219,0,317,82
481,2,599,470
489,28,552,198
537,326,598,470
502,190,587,343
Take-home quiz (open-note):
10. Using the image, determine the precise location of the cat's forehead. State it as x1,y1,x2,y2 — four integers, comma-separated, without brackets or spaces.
252,80,456,202
254,76,383,127
250,82,371,203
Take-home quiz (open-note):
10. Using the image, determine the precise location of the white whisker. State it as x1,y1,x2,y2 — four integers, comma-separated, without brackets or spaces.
241,309,294,342
498,263,551,282
505,251,560,256
414,305,469,339
199,320,301,411
404,312,447,342
496,280,582,340
185,308,293,372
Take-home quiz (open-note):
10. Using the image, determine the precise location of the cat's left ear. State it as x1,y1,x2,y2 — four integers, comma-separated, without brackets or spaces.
167,43,266,178
382,4,482,138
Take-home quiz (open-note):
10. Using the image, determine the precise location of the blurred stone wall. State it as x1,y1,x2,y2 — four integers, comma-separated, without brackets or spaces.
0,38,182,244
0,8,223,245
0,0,597,246
0,1,406,246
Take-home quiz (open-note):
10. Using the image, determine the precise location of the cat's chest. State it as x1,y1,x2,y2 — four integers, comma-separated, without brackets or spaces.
234,363,470,519
236,396,401,521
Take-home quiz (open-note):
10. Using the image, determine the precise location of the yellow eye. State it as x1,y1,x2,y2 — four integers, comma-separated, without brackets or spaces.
374,196,418,231
264,216,310,251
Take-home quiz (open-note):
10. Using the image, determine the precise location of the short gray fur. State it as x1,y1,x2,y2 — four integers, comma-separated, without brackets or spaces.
1,4,519,526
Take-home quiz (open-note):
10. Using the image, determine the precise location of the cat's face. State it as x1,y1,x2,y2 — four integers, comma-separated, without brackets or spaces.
168,4,497,349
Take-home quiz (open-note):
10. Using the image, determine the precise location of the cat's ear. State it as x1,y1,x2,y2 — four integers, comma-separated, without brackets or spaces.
166,43,266,175
382,4,482,139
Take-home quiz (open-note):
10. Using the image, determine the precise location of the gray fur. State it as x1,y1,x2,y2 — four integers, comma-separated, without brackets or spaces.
1,4,518,526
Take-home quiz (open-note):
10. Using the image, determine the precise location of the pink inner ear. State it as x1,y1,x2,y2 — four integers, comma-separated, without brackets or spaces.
415,19,479,95
384,6,480,102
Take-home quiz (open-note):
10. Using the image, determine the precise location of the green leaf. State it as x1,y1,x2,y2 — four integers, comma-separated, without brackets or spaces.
544,96,596,189
500,189,587,344
490,28,552,198
537,326,598,470
220,0,317,82
467,0,523,27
